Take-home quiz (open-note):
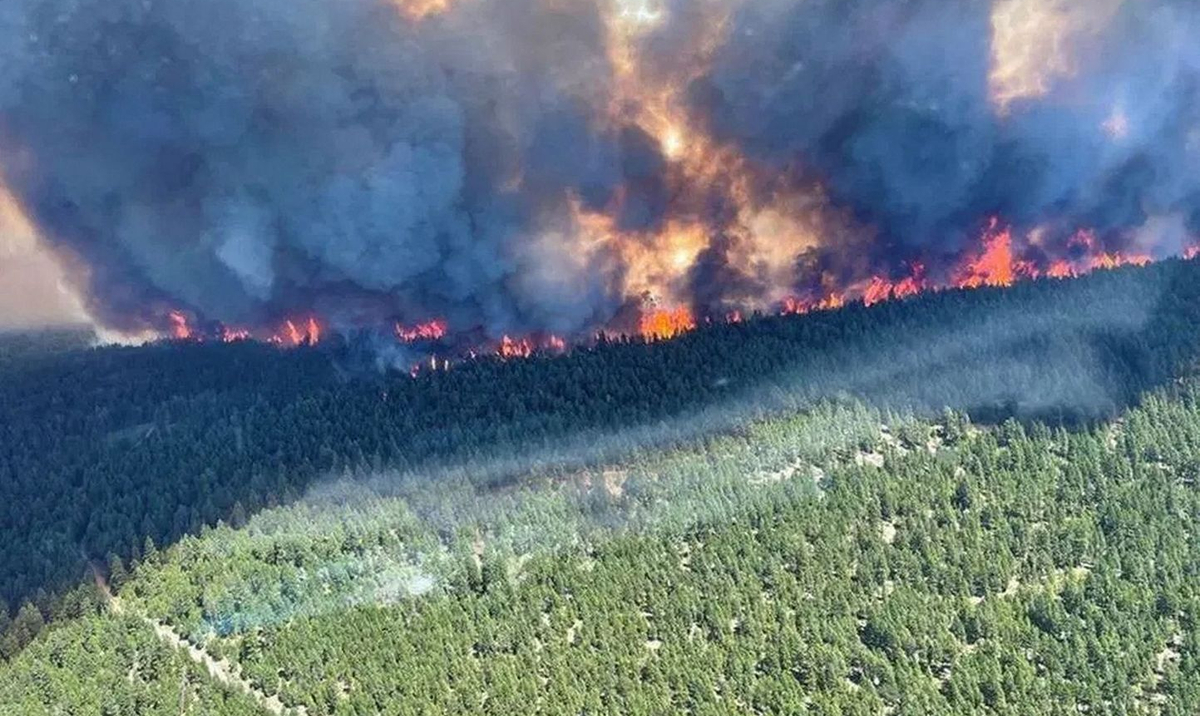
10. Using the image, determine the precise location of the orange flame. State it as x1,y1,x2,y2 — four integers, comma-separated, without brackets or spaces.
781,293,846,316
497,335,533,359
639,306,696,341
168,310,193,340
396,319,449,343
862,265,927,307
957,221,1023,288
221,327,251,343
272,317,322,347
161,219,1198,359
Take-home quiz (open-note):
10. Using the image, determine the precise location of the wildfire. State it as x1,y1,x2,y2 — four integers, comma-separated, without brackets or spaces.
221,327,251,343
409,354,451,378
781,293,846,316
273,317,322,347
950,219,1036,286
145,215,1198,377
862,268,925,307
497,335,534,359
168,310,193,340
396,319,449,343
771,218,1185,320
1042,229,1153,279
639,306,696,341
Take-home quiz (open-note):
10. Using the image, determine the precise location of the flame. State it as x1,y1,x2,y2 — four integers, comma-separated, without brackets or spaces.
272,317,321,347
137,0,1200,366
152,216,1197,369
396,319,449,343
892,271,925,301
168,310,194,340
221,327,251,343
1047,260,1074,279
857,263,928,307
957,221,1018,288
528,0,830,320
286,320,304,345
1051,229,1152,277
862,277,894,307
782,293,846,316
953,219,1038,288
497,335,533,359
639,306,695,341
11,0,1200,359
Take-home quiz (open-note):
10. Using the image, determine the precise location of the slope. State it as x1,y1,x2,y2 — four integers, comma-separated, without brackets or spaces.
8,382,1200,713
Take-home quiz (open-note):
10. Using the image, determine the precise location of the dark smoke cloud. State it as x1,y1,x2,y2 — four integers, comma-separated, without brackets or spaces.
0,0,665,336
690,0,1200,270
1,0,1198,339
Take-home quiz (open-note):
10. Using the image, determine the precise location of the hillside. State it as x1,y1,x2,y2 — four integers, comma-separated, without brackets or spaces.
4,262,1200,713
6,382,1200,713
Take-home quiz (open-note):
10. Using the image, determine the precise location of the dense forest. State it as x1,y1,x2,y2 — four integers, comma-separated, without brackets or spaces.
4,260,1200,712
6,371,1200,713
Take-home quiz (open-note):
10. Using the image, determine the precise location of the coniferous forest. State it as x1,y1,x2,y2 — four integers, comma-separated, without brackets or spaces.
4,261,1200,713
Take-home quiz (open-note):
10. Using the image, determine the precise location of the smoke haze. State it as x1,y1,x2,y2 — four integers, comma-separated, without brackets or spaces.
0,187,87,329
0,0,1197,339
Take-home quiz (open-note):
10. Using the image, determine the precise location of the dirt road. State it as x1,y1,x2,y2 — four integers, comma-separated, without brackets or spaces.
91,564,304,716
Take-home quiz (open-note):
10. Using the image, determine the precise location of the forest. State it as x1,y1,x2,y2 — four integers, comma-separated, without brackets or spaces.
4,260,1200,713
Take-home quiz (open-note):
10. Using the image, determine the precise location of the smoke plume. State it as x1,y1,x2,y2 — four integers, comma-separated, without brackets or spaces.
0,0,1197,342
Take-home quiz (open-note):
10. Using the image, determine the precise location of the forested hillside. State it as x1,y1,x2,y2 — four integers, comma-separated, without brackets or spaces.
6,377,1200,713
3,261,1198,616
4,260,1200,711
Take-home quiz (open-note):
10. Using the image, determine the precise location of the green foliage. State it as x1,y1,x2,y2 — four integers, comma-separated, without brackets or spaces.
2,260,1199,615
19,378,1195,714
0,613,269,715
5,261,1200,712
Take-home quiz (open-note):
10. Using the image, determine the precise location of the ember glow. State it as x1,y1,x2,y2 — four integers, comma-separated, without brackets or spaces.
0,0,1198,351
396,320,449,343
862,268,925,308
272,318,322,348
221,328,251,343
639,307,697,342
957,222,1024,289
497,336,534,360
168,311,194,341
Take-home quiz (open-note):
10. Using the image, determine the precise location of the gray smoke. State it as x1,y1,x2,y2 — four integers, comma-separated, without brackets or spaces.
0,0,1198,338
689,0,1200,271
0,0,665,336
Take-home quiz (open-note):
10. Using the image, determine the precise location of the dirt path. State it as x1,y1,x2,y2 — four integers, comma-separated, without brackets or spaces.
91,564,303,716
